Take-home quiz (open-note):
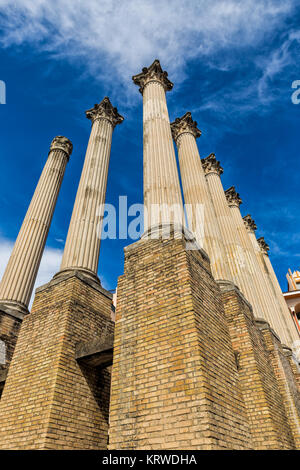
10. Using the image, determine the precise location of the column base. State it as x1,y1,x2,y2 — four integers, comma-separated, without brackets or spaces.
0,300,29,320
141,223,210,260
53,267,101,286
109,234,251,450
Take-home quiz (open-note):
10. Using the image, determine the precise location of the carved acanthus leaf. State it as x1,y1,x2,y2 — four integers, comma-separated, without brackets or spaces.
85,97,124,128
132,59,173,94
243,214,257,232
170,112,201,143
257,237,270,255
201,153,223,176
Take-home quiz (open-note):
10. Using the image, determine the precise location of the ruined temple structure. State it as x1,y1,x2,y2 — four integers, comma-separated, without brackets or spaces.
0,61,300,450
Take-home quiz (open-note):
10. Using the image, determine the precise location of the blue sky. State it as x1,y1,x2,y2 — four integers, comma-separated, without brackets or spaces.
0,0,299,300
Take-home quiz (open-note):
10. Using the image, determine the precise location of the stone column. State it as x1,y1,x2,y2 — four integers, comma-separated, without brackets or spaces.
225,187,280,328
0,136,72,318
132,60,184,232
201,153,262,318
255,235,300,360
170,112,231,281
59,97,123,281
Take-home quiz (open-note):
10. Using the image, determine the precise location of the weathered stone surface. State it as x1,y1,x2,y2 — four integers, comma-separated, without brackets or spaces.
0,368,7,398
0,309,22,373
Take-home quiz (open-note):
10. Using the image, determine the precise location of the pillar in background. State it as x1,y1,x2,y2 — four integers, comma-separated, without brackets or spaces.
132,60,184,232
225,187,280,327
0,136,72,369
59,97,123,282
170,112,231,281
201,153,262,317
255,235,300,361
257,319,300,448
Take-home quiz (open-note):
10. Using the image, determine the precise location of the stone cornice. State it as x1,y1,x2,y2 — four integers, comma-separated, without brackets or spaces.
85,97,124,128
50,136,73,159
225,186,242,208
201,153,223,176
243,214,257,232
170,112,201,144
132,59,173,94
257,237,270,256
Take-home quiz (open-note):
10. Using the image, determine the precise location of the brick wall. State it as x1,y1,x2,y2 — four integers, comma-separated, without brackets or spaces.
109,235,251,450
0,273,114,449
0,311,22,374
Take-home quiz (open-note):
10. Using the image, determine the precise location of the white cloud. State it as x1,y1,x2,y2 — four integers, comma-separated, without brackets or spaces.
0,0,297,92
257,30,300,102
0,237,62,309
0,238,14,279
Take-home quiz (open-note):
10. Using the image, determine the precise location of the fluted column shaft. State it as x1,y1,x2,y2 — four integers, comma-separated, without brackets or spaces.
133,60,183,231
143,82,183,228
229,204,281,328
251,234,300,359
174,130,231,280
60,98,123,278
0,137,72,313
203,167,262,316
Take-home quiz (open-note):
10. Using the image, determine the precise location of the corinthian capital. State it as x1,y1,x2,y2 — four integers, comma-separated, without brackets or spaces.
50,136,73,159
170,112,201,144
85,97,124,128
201,153,223,176
225,186,242,208
257,237,270,256
132,59,173,94
243,214,257,232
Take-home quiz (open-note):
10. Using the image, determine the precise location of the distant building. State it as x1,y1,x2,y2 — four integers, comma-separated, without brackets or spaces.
283,269,300,335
